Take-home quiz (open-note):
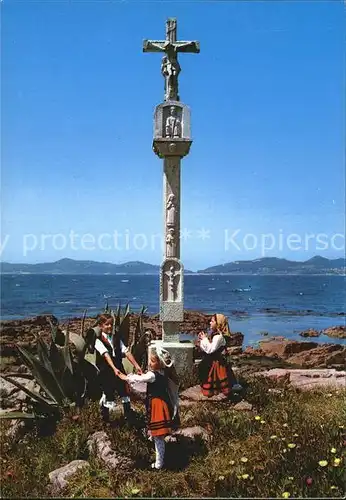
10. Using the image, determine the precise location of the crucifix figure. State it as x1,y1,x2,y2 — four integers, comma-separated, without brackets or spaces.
165,265,179,301
143,18,200,101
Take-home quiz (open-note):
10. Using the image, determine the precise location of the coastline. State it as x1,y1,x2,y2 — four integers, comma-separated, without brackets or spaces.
1,310,345,373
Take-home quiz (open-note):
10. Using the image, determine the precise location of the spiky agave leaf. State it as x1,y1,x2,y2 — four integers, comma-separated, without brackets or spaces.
80,309,87,337
34,333,68,400
131,307,145,351
36,334,50,367
118,310,131,346
63,327,74,375
48,318,65,346
16,345,67,405
0,411,37,419
48,341,66,382
0,375,59,413
123,303,130,317
114,304,121,331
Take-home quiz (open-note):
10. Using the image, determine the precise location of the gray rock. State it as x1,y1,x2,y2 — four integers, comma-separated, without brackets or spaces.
87,431,134,471
174,425,210,442
48,460,90,491
233,401,253,411
253,368,346,391
180,385,227,402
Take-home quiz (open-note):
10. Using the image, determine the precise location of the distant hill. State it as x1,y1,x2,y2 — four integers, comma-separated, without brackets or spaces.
198,256,345,275
1,256,344,275
0,258,194,275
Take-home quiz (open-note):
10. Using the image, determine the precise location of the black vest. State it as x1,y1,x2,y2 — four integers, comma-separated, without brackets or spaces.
96,333,123,371
146,371,171,409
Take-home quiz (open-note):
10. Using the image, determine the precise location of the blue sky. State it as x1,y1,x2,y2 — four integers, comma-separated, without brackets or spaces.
1,0,345,270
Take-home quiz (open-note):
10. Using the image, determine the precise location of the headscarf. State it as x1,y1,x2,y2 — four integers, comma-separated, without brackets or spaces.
214,313,231,336
156,345,174,368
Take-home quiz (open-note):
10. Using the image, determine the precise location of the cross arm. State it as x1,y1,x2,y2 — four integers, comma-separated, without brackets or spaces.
174,41,200,53
143,40,167,53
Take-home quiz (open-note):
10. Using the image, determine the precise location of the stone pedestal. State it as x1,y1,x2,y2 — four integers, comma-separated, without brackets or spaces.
149,340,194,379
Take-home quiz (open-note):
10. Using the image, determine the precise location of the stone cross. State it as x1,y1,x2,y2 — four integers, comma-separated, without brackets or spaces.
143,18,200,101
144,18,200,376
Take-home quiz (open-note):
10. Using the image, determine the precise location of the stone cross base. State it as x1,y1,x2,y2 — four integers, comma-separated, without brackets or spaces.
148,339,194,380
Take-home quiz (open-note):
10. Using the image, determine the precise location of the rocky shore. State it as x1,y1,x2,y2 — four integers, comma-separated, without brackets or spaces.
0,311,345,372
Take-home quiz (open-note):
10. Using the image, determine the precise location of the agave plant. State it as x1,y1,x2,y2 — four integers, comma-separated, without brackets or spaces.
0,304,150,420
0,313,98,421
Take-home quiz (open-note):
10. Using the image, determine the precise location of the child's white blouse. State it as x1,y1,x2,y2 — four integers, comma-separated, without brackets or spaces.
127,370,158,383
200,334,226,354
94,332,128,358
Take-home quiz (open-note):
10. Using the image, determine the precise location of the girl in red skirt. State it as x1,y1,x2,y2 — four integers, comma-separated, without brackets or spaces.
119,350,179,469
197,313,240,397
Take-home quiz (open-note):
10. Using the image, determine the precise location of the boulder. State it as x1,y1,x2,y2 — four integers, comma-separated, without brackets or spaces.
299,329,320,338
174,425,210,442
87,431,135,471
321,326,346,339
252,368,346,391
48,460,90,492
242,338,346,369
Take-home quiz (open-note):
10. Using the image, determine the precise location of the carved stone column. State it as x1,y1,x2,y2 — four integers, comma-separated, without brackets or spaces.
148,101,194,376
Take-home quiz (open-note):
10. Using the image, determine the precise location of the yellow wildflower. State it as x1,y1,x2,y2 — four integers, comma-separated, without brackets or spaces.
330,448,337,454
330,486,337,490
282,492,290,498
288,477,294,481
260,420,266,424
333,458,341,466
240,457,248,463
270,435,277,439
254,416,261,421
242,474,249,479
318,460,328,467
287,443,296,449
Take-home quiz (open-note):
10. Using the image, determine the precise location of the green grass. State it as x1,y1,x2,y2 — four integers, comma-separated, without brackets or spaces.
1,377,345,498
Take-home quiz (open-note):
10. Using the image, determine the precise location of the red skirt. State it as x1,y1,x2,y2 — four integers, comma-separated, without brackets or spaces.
200,359,231,397
148,397,172,437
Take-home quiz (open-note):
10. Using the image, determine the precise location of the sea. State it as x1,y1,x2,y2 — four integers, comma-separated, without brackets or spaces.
1,274,345,347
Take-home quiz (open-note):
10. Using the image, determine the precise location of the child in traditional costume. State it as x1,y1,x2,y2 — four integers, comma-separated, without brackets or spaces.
197,313,241,397
119,347,179,470
93,314,142,422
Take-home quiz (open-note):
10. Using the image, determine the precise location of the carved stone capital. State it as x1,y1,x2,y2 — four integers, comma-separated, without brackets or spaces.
153,138,192,158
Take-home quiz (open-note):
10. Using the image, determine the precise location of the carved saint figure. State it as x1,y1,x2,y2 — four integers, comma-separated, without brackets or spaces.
165,106,182,139
166,194,176,228
165,228,176,257
165,265,179,301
